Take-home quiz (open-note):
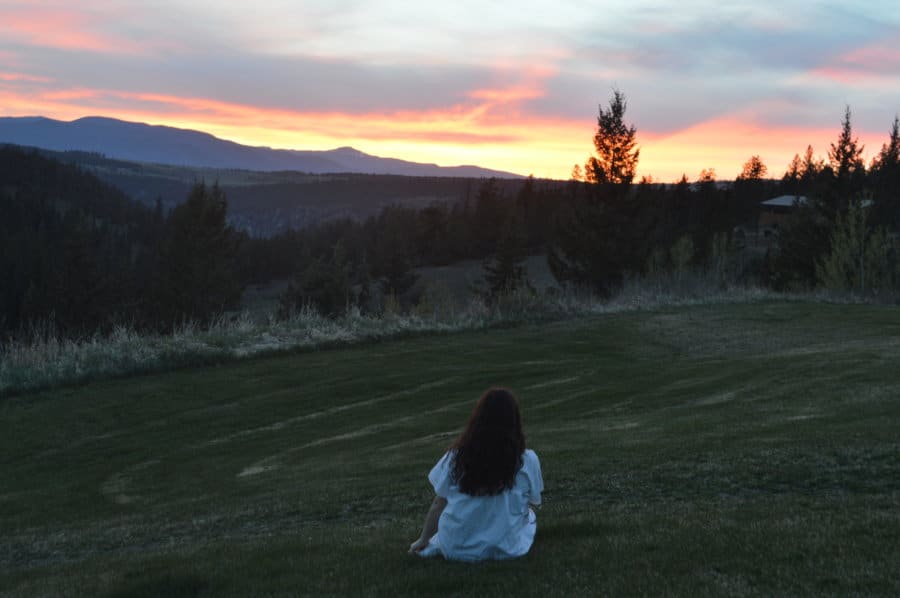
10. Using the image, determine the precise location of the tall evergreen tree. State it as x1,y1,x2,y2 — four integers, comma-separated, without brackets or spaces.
871,116,900,230
415,204,451,265
783,153,803,191
828,106,866,201
585,89,640,192
472,178,506,255
801,145,825,184
734,155,771,224
154,182,242,326
549,91,641,295
374,208,419,298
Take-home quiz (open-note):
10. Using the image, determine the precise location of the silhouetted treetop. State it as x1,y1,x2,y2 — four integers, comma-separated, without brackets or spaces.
829,106,865,183
737,155,768,180
585,90,640,189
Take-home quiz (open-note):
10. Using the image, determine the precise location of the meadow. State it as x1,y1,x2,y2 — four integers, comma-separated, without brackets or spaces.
1,301,899,597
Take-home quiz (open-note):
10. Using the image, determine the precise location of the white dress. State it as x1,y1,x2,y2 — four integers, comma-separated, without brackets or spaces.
419,449,544,562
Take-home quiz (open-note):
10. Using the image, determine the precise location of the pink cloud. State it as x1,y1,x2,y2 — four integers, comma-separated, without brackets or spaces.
0,6,143,53
42,88,101,101
0,71,52,83
15,74,890,182
812,37,900,83
462,64,557,127
468,86,544,103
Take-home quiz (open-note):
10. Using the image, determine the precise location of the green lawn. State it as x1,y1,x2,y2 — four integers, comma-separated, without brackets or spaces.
2,302,899,597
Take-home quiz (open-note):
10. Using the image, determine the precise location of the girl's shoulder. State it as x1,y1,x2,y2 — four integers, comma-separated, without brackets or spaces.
522,448,541,468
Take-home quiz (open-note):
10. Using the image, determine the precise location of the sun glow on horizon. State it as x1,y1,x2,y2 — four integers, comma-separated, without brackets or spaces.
2,2,899,182
2,80,892,183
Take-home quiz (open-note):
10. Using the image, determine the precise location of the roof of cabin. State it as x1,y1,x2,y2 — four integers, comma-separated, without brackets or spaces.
761,195,808,208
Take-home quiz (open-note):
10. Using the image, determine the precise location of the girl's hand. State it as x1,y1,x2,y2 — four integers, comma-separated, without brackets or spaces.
408,538,429,554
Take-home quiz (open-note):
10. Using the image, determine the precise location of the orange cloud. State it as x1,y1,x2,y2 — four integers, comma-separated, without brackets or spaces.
4,79,885,182
641,115,884,182
468,86,544,103
0,84,589,177
469,62,554,100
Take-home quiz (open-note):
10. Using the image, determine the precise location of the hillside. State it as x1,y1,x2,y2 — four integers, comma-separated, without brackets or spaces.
0,145,161,336
1,302,898,596
3,144,532,235
0,117,521,178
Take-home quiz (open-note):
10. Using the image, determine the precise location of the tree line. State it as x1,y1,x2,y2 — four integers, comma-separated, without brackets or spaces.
1,96,898,338
0,147,243,337
554,95,899,296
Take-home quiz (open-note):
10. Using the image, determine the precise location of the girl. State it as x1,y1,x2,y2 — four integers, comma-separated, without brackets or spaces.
409,388,544,561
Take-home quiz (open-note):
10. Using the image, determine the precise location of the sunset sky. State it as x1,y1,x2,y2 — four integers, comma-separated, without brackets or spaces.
2,0,899,181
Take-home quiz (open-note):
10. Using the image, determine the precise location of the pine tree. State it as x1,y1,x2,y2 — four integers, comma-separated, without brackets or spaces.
482,214,530,299
769,202,830,291
472,179,506,255
154,182,242,327
737,156,768,180
371,206,419,298
871,116,900,230
801,145,825,184
828,106,866,201
782,154,804,196
415,204,451,265
548,198,615,293
734,155,771,224
278,249,351,317
874,116,900,168
549,91,641,295
585,90,640,192
379,254,419,298
54,215,107,334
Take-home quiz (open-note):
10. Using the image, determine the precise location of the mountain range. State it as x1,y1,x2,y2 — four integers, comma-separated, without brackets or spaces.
0,116,520,178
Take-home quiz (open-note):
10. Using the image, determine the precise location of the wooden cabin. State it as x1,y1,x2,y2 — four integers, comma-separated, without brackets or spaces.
758,195,807,239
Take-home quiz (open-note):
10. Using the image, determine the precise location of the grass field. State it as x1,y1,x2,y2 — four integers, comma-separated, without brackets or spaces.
2,302,899,597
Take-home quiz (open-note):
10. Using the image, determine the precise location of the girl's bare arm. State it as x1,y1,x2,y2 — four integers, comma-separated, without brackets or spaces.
409,495,448,553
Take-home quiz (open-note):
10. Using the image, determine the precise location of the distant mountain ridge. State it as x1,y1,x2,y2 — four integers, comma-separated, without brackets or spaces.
0,116,521,178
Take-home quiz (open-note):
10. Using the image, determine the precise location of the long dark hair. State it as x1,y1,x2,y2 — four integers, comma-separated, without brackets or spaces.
451,388,526,496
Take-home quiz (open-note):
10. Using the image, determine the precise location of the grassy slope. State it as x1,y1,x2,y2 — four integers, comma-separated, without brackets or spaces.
1,302,898,597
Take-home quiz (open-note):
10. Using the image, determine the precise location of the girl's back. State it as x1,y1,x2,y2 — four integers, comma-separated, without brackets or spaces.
410,388,544,562
419,448,543,561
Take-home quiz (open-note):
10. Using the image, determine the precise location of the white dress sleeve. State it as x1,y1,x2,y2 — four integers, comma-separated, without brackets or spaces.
524,450,544,506
428,451,454,498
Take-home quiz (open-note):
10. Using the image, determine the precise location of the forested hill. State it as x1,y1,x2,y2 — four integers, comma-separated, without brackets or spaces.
5,144,530,236
0,146,164,336
0,116,520,178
